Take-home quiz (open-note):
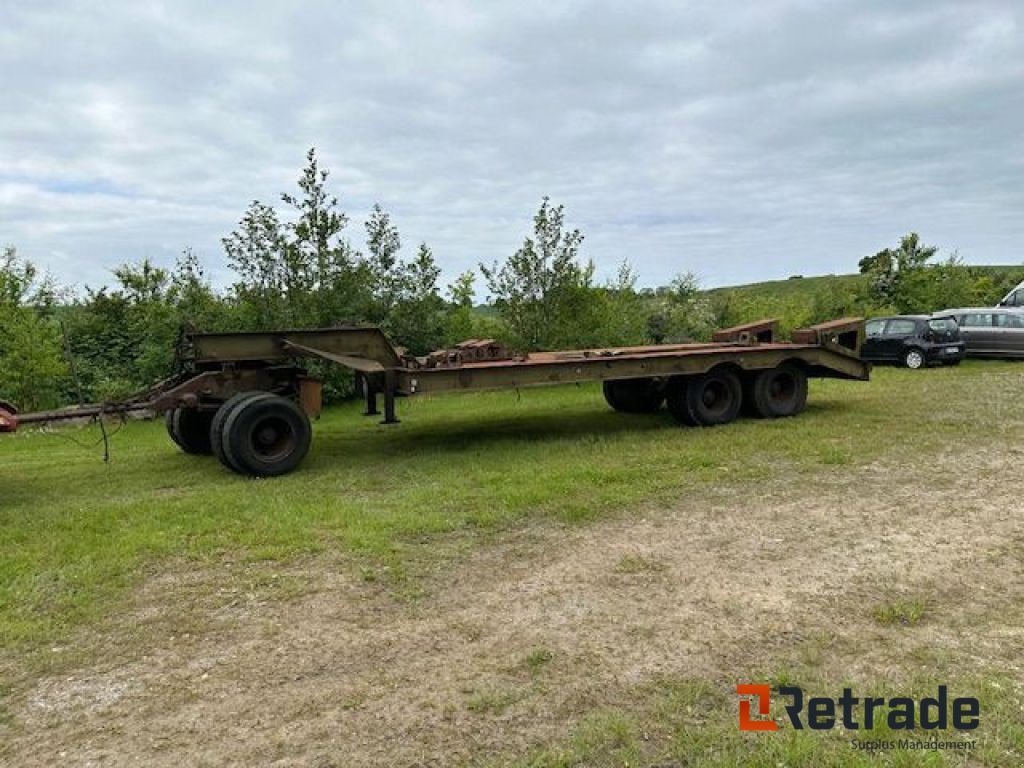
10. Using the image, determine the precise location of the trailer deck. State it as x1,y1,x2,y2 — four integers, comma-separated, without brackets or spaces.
10,318,870,477
399,339,869,394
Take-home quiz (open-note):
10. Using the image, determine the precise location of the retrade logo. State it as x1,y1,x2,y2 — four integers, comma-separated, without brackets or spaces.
736,684,980,733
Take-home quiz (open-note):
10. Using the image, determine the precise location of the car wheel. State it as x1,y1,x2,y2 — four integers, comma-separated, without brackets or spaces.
903,348,925,369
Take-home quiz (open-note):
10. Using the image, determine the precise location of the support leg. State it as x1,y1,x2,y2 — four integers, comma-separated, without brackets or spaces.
361,373,380,416
381,370,400,425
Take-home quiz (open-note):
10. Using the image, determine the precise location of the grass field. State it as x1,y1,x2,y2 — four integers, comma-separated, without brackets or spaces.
2,361,1023,766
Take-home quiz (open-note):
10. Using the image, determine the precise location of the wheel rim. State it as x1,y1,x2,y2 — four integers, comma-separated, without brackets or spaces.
249,416,296,461
768,372,796,403
907,351,923,369
701,380,731,417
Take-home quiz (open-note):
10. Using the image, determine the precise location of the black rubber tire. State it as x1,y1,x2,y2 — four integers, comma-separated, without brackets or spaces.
165,409,184,449
744,364,808,419
602,378,664,413
210,392,273,472
170,408,215,454
666,369,742,427
903,348,925,369
221,394,312,477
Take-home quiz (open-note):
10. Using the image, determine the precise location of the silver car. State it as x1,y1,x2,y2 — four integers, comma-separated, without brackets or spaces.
936,308,1024,358
998,280,1024,307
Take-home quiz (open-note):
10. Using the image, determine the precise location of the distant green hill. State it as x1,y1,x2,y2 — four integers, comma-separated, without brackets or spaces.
698,265,1024,335
704,265,1023,302
703,273,867,302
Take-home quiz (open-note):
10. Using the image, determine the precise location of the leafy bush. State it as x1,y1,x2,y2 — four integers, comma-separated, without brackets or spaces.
3,148,1021,412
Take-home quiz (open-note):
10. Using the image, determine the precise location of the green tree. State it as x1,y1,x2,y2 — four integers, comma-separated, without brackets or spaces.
645,272,716,343
223,200,288,326
168,248,223,329
444,270,478,342
281,148,368,326
480,197,597,350
591,261,647,347
64,259,179,399
386,243,448,354
364,203,404,325
859,233,1000,313
0,247,66,410
861,233,938,311
225,148,370,330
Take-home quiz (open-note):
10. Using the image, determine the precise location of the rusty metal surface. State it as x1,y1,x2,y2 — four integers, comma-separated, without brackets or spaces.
791,317,864,351
802,316,865,332
177,318,867,400
419,340,849,368
186,326,403,369
0,399,18,432
15,403,150,425
398,341,870,395
146,367,303,412
281,339,386,373
711,318,779,343
297,377,323,419
412,338,517,369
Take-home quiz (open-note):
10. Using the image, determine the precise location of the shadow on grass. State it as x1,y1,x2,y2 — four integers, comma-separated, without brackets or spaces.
308,396,857,469
314,406,679,460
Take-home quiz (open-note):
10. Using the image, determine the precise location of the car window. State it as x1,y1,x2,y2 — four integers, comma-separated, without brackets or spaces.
995,313,1024,328
1005,290,1023,307
961,313,993,328
865,320,886,338
928,317,957,333
884,319,917,336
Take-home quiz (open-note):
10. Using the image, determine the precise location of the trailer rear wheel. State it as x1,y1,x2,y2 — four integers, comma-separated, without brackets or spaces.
667,369,742,426
210,392,272,472
221,394,312,477
168,408,215,454
745,364,807,418
602,378,664,413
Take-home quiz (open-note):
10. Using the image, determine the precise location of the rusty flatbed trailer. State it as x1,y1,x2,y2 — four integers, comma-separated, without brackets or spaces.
10,318,869,477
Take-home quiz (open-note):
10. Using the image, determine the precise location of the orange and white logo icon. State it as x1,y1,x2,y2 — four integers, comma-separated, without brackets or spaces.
737,684,778,731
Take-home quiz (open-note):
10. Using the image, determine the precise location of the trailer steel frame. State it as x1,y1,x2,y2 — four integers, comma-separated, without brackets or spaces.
13,318,870,476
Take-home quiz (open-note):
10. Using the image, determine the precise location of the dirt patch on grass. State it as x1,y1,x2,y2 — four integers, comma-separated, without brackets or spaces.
3,447,1022,766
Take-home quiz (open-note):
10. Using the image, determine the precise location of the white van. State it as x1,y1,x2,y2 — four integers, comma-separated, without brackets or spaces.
999,281,1024,307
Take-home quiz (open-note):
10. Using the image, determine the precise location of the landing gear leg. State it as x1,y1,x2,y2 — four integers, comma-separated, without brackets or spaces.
360,373,380,416
382,370,400,425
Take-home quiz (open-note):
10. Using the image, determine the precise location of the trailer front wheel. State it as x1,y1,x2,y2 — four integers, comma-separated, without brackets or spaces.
667,369,742,427
210,392,272,472
167,408,215,454
220,394,312,477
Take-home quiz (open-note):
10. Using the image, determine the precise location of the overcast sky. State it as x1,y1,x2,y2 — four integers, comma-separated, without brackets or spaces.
2,1,1022,295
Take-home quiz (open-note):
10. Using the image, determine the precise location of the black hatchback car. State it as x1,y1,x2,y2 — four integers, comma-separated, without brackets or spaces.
861,315,965,369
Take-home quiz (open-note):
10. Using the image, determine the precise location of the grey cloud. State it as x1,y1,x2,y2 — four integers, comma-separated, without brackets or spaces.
1,0,1022,295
